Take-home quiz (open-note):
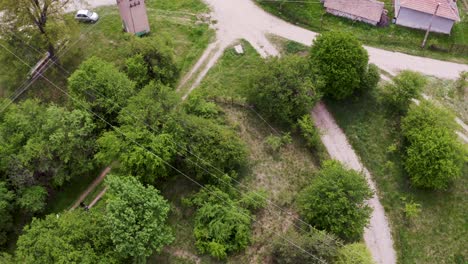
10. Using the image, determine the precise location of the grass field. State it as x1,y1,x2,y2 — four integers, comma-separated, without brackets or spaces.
326,87,467,263
257,0,468,63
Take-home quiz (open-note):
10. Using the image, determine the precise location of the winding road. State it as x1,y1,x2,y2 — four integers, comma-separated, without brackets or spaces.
71,0,467,263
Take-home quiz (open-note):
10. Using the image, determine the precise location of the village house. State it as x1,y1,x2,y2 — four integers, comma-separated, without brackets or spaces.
394,0,460,34
323,0,387,26
116,0,150,36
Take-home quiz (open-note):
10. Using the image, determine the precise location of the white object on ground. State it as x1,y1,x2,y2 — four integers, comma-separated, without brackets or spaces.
234,44,244,54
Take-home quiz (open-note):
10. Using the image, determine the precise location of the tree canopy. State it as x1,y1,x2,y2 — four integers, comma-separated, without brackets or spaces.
0,182,14,246
68,56,136,125
15,210,119,264
298,160,373,241
105,175,174,259
402,101,464,190
248,55,322,126
310,31,373,100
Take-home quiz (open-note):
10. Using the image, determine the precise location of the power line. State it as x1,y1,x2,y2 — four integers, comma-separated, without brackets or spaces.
0,42,328,264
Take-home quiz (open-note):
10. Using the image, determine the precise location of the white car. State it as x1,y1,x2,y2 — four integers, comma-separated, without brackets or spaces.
75,10,99,23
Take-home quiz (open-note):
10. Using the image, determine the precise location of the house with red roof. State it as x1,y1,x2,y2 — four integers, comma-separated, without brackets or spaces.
394,0,460,34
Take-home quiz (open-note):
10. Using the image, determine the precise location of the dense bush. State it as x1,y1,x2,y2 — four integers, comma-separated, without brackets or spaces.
68,56,136,124
336,243,374,264
382,71,426,113
186,186,253,259
310,31,374,100
248,55,322,126
402,102,464,190
124,36,179,86
179,115,248,182
17,186,47,213
0,182,13,246
272,228,340,263
297,115,321,150
298,160,373,241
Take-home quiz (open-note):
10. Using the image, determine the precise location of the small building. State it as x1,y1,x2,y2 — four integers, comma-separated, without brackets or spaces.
324,0,386,26
116,0,150,36
394,0,460,34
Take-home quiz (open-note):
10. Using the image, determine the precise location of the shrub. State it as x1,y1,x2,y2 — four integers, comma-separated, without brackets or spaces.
382,71,426,114
336,243,374,264
265,133,292,152
186,186,253,259
402,102,464,190
125,54,150,88
362,63,381,92
272,228,340,263
184,95,220,119
17,186,47,213
297,115,321,150
248,55,322,126
310,31,370,100
298,160,373,241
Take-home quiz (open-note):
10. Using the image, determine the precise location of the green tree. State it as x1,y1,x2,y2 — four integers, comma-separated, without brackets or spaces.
16,210,120,264
382,71,427,113
0,100,96,189
402,102,464,190
17,186,48,213
186,186,252,259
123,36,179,86
0,181,14,246
272,228,340,264
68,56,136,124
248,55,322,125
179,115,247,182
0,0,77,59
336,243,374,264
96,127,177,184
298,160,373,241
310,31,371,100
105,175,174,260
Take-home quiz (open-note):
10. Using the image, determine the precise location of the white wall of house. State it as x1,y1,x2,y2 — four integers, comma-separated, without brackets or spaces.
395,7,455,34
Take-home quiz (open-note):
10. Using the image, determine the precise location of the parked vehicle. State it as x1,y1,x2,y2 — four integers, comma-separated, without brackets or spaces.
75,10,99,23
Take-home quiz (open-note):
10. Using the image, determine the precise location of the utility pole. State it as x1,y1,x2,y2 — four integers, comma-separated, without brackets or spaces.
421,3,441,48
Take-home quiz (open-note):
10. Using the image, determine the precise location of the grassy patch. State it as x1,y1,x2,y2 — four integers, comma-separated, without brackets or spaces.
256,0,468,63
16,0,213,103
326,88,467,263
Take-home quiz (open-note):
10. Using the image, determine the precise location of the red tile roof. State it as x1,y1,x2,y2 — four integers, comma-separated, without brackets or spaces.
324,0,385,23
400,0,460,21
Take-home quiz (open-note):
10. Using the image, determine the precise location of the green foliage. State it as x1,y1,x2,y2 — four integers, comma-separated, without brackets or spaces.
0,100,96,189
310,31,369,100
382,71,427,114
125,54,151,89
68,56,136,124
402,102,464,190
265,133,292,152
362,63,381,91
298,160,373,241
403,200,422,220
239,189,268,211
184,95,220,119
272,228,340,263
336,243,374,264
0,181,14,246
17,186,47,213
96,127,177,184
123,36,179,86
297,115,321,150
248,55,321,126
187,186,252,259
454,71,467,97
16,210,119,264
105,175,174,259
179,115,247,182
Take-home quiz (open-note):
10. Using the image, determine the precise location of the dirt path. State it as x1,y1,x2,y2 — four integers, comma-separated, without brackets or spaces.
70,166,111,210
312,102,396,264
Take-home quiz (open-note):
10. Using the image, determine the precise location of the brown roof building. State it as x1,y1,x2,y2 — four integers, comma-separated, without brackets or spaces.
394,0,460,34
324,0,385,25
116,0,150,36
